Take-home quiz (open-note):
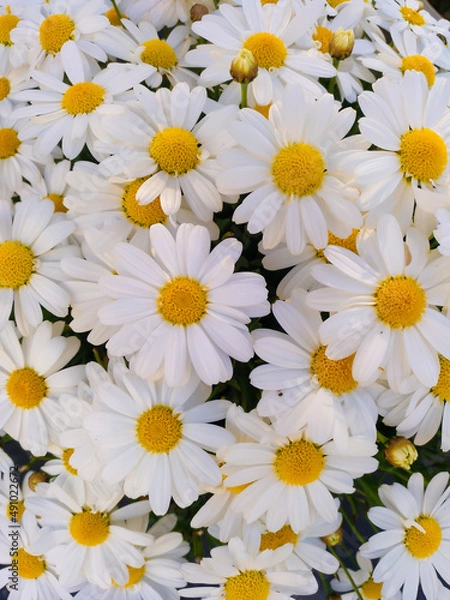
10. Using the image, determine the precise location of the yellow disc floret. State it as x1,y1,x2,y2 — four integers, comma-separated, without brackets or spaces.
271,143,326,198
7,368,48,410
327,0,349,7
224,570,270,600
39,14,75,54
374,275,426,329
105,7,126,26
112,564,146,588
61,82,105,115
122,177,167,227
399,127,447,182
243,32,287,70
273,439,325,486
313,26,333,54
310,345,357,395
400,6,425,26
0,13,20,46
259,525,299,551
261,0,278,4
45,193,67,213
404,515,442,559
0,241,34,288
0,127,21,159
431,355,450,401
140,39,178,70
150,127,200,175
400,55,435,87
0,77,11,100
62,448,78,475
69,509,110,546
360,577,383,600
17,548,46,580
157,276,208,326
136,405,183,453
253,103,272,119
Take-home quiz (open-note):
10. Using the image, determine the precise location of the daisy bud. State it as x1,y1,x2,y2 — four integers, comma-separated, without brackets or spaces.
28,471,49,491
327,595,342,600
329,28,355,60
322,527,343,547
230,48,259,84
191,3,209,21
384,437,418,470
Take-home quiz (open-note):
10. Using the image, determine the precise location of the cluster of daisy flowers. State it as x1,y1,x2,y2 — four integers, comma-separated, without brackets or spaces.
1,0,450,598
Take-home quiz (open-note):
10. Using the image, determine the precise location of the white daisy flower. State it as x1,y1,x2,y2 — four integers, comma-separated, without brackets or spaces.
25,483,153,589
435,208,450,257
96,81,238,221
217,83,362,255
308,214,450,390
360,472,450,599
0,320,85,456
0,64,35,118
98,223,269,386
10,0,111,78
331,551,401,599
85,360,234,515
181,536,317,599
13,47,154,161
353,68,450,221
251,289,381,445
0,198,77,336
17,159,71,215
0,4,35,70
373,0,443,40
150,0,216,30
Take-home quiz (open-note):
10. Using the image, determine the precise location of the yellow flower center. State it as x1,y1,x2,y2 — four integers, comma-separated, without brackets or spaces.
136,405,183,453
431,355,450,401
0,240,35,289
313,26,333,54
105,7,126,26
224,570,270,600
361,577,383,600
273,439,325,486
261,0,278,4
271,143,326,198
140,39,178,70
317,229,359,259
7,500,25,523
243,32,287,70
253,103,272,119
6,368,48,410
259,525,299,551
400,6,425,25
45,193,67,213
327,0,349,7
69,509,110,546
61,82,105,115
39,14,75,54
122,177,167,227
112,564,146,588
0,127,21,159
0,76,11,100
149,127,200,176
399,127,447,183
62,448,78,475
310,345,357,395
400,55,435,87
0,13,19,46
157,276,208,326
374,275,426,329
17,548,46,580
404,515,442,559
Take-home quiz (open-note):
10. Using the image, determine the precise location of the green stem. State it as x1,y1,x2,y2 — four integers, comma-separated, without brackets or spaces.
241,83,248,108
110,0,125,27
341,505,366,545
329,547,364,600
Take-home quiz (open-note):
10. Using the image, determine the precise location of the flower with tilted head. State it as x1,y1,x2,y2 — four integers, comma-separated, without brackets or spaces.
374,0,443,40
0,320,85,456
307,214,450,391
98,223,269,386
0,199,77,336
84,359,234,515
181,536,318,599
360,472,450,599
217,83,362,256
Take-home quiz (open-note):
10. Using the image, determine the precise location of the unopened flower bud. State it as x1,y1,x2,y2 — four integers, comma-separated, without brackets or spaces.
28,471,49,491
230,49,258,84
329,28,355,60
327,594,342,600
190,3,209,22
322,527,343,547
384,437,418,470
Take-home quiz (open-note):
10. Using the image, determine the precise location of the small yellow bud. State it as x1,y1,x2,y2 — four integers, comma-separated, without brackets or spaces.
230,49,259,84
329,28,355,60
384,437,418,470
28,471,49,491
322,527,343,547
